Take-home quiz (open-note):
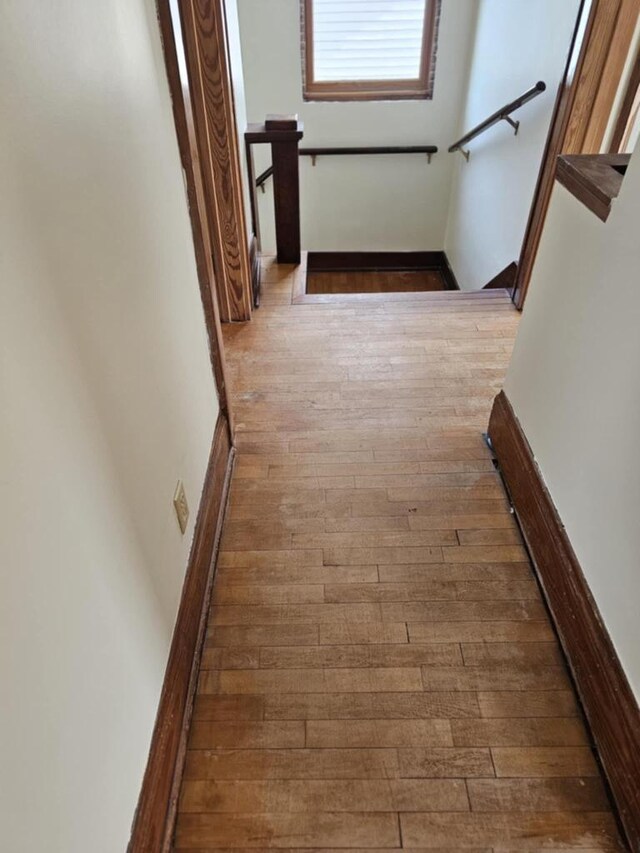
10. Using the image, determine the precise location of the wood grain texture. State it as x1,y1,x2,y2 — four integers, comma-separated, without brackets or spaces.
609,29,640,152
173,264,623,851
489,390,640,850
307,269,446,294
582,0,640,152
179,0,252,321
128,414,233,852
155,0,234,433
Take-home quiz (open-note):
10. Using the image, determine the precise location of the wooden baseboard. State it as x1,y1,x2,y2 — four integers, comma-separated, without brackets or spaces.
301,251,459,291
488,391,640,851
128,414,234,852
439,252,460,291
483,261,518,291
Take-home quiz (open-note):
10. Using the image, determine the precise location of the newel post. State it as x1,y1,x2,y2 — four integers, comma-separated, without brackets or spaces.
245,116,304,264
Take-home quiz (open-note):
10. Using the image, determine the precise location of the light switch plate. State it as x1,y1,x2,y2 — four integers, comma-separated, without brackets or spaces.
173,480,189,534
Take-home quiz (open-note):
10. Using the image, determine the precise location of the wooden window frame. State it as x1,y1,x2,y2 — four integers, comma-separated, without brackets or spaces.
301,0,441,102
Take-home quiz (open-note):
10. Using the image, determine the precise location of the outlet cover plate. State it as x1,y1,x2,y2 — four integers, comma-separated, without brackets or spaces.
173,480,189,534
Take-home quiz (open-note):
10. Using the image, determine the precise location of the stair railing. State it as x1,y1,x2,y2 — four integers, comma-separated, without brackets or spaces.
449,81,546,161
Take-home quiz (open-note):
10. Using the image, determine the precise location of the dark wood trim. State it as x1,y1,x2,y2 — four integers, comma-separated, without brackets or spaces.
300,146,438,158
448,82,547,155
306,251,460,290
272,135,302,264
156,0,234,436
246,122,304,265
513,0,635,309
304,251,459,291
439,252,460,291
483,261,518,291
301,0,441,102
488,391,640,852
128,414,234,853
556,153,629,221
245,123,305,144
307,251,448,273
609,40,640,152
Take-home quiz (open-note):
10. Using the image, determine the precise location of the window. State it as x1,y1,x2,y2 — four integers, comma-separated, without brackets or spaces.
301,0,440,102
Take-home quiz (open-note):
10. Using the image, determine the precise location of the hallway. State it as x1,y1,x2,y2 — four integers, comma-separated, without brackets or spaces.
174,259,624,850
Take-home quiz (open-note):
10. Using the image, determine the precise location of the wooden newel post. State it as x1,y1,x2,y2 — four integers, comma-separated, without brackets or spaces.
245,117,304,265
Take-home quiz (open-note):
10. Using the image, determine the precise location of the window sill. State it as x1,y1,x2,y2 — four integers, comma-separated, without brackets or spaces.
556,153,630,222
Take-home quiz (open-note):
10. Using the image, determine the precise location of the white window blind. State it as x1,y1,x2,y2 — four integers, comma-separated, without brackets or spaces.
311,0,428,83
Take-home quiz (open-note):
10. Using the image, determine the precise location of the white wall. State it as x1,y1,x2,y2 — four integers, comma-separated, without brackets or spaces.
237,0,479,253
445,0,580,290
504,159,640,701
0,1,218,851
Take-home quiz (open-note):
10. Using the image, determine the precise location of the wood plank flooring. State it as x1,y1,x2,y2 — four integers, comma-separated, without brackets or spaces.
174,257,625,851
306,270,446,294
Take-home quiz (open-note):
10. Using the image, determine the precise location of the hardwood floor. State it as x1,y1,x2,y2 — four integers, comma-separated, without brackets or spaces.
306,269,446,294
174,257,625,851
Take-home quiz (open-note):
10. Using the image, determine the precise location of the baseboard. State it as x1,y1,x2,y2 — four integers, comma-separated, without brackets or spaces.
439,252,460,291
128,414,234,852
483,261,518,291
488,391,640,852
302,251,459,291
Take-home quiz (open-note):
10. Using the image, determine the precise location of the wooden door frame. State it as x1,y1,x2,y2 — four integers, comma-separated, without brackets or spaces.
609,38,640,151
514,0,639,309
156,0,234,436
171,0,253,323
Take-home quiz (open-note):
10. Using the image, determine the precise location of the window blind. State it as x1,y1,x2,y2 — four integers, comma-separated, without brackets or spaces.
311,0,428,83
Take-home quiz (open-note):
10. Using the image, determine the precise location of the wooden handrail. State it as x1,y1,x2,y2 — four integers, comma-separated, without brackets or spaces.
449,81,546,160
300,145,437,164
255,165,274,190
253,145,438,190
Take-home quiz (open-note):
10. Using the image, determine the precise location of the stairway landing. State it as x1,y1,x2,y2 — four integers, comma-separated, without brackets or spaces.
174,257,624,851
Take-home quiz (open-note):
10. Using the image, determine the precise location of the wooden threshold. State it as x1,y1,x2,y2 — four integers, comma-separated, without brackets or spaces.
128,414,234,852
488,390,640,851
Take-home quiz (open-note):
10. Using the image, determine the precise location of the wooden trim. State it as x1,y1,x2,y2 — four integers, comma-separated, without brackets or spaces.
304,250,458,290
439,252,460,291
515,0,640,308
301,0,440,102
482,261,518,291
564,0,627,154
609,39,640,151
156,0,234,435
245,123,305,144
583,0,640,152
556,152,629,221
488,391,640,852
300,146,438,158
179,0,252,322
128,414,234,852
307,250,451,273
513,0,592,309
